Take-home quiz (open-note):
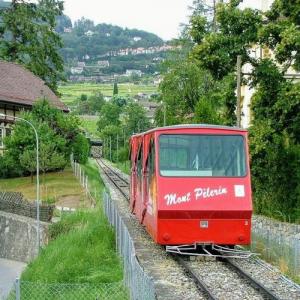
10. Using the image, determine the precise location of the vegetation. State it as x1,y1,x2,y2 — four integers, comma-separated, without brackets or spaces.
58,17,163,61
0,168,90,206
156,58,236,126
79,116,99,137
177,0,300,222
22,208,123,283
0,100,89,179
0,0,65,93
58,82,158,105
98,99,149,163
15,159,127,298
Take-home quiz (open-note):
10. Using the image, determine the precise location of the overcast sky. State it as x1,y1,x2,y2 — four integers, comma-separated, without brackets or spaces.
62,0,269,41
63,0,193,41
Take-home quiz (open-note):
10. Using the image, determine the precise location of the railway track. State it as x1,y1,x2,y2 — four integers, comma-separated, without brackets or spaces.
95,158,130,200
175,255,281,300
96,158,299,300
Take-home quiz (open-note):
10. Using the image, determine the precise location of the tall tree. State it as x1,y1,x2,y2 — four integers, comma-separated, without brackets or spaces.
188,0,300,220
123,102,150,135
113,82,119,96
0,0,65,93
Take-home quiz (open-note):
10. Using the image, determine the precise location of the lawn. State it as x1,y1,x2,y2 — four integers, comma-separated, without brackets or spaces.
0,168,89,207
80,115,99,137
58,82,158,105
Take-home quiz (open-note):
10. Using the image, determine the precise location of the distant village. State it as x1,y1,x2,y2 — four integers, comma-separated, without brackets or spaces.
64,27,179,84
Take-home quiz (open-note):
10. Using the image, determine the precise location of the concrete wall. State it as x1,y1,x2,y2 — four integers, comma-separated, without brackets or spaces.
0,210,48,263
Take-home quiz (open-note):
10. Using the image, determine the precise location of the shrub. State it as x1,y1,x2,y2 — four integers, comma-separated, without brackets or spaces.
72,133,90,164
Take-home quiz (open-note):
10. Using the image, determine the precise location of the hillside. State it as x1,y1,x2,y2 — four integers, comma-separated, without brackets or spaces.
56,16,173,78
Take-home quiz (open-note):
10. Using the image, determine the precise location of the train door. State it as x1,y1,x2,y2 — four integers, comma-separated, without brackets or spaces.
141,136,156,223
136,141,143,220
130,138,138,213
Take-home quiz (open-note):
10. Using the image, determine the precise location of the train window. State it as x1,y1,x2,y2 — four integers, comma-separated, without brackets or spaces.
137,144,143,179
146,140,155,177
159,134,246,177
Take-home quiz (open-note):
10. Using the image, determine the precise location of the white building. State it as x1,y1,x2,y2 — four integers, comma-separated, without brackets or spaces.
97,60,110,68
126,69,142,77
70,67,84,75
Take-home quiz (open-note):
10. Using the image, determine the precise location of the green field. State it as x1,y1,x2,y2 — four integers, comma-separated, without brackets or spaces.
58,82,158,105
0,168,89,205
79,115,99,137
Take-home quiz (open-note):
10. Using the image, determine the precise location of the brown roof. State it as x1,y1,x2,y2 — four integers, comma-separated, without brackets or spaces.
0,61,69,112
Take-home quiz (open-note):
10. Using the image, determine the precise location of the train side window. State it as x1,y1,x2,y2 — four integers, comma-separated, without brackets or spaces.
146,140,155,178
137,144,143,179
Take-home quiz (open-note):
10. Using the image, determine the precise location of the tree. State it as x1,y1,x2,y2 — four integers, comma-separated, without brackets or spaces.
39,143,67,181
2,99,89,179
55,14,72,33
77,92,105,115
100,125,122,162
74,17,94,36
0,0,65,93
72,133,90,163
123,103,150,135
188,0,300,221
113,82,118,95
157,57,233,126
19,149,37,182
190,1,262,80
259,0,300,72
97,102,121,131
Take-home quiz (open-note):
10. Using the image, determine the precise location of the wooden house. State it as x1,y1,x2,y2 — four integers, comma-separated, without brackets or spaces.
0,60,69,151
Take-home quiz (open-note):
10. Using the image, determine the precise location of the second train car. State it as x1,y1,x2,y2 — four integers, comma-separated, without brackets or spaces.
129,124,252,255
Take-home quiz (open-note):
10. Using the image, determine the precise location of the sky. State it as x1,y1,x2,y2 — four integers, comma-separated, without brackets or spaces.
63,0,194,41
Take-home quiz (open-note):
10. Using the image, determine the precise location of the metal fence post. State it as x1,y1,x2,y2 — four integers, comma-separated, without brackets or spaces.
15,278,20,300
109,136,112,161
294,238,300,276
117,134,119,163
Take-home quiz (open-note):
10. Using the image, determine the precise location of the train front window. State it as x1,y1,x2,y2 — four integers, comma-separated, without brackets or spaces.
159,134,246,177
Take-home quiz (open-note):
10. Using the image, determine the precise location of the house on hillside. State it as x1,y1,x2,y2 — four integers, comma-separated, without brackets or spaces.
126,69,142,77
0,61,69,151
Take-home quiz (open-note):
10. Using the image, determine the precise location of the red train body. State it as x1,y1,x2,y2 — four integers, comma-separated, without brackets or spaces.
129,125,252,248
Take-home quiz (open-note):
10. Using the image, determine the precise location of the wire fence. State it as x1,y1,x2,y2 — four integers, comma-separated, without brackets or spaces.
251,216,300,277
103,191,156,300
70,158,97,207
9,279,128,300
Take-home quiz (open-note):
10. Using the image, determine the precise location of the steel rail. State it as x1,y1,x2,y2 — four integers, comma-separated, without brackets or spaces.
96,158,282,300
223,258,281,300
95,158,130,201
174,255,218,300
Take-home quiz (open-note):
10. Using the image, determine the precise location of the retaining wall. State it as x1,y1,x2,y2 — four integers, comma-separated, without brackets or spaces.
0,210,48,262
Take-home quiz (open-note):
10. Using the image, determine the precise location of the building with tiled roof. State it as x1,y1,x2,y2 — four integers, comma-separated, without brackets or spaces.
0,60,69,150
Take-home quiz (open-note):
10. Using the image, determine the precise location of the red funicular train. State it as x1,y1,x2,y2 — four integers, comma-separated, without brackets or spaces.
129,125,252,256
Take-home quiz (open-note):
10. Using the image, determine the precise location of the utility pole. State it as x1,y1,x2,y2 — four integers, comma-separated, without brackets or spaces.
116,134,119,163
109,136,112,161
236,55,242,128
213,0,216,32
163,103,166,127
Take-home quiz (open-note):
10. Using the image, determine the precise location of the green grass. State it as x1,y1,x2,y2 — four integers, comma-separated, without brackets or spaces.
58,82,158,105
21,160,122,284
16,159,128,299
22,208,122,284
80,115,99,137
114,161,130,175
0,168,88,204
80,159,104,203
